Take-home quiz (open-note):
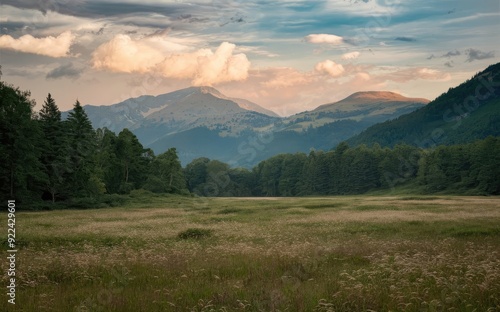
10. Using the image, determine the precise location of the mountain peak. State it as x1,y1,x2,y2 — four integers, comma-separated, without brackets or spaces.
189,86,226,98
348,91,404,100
314,91,430,112
345,91,429,103
184,86,279,117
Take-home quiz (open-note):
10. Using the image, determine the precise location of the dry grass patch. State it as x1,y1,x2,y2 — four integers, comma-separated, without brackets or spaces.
1,196,499,311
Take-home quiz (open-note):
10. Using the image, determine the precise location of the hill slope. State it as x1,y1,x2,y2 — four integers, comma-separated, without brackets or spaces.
348,63,500,147
281,91,428,131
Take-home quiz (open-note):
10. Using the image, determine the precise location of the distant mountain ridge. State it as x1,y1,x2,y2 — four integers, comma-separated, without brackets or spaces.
280,91,428,132
73,86,279,135
348,62,500,147
66,86,429,166
315,91,429,111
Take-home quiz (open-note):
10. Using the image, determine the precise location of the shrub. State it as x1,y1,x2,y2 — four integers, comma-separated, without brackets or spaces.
129,189,156,198
100,194,128,207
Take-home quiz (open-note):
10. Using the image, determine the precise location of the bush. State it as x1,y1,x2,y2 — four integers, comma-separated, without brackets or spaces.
129,189,156,198
100,194,128,207
177,228,212,240
67,197,102,209
23,201,66,211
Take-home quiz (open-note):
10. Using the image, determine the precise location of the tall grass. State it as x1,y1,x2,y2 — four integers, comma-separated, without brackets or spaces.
1,196,499,311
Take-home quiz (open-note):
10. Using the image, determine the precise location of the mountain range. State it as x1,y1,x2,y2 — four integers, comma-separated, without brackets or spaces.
67,62,500,167
71,86,428,166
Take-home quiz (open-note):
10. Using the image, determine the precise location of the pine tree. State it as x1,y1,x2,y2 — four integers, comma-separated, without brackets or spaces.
0,80,43,201
66,100,100,198
115,128,148,193
95,128,122,194
38,93,70,202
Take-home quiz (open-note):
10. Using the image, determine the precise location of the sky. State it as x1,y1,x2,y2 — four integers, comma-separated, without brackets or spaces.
0,0,499,116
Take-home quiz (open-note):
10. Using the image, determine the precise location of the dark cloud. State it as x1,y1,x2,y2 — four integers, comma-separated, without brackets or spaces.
220,15,246,27
177,14,210,24
345,0,371,3
46,63,82,79
5,68,33,77
442,50,461,57
444,61,454,68
0,22,30,34
1,0,206,19
465,48,495,62
427,50,461,61
93,27,105,35
394,36,417,42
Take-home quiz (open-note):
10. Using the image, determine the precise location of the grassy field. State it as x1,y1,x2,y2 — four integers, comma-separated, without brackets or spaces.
2,195,500,311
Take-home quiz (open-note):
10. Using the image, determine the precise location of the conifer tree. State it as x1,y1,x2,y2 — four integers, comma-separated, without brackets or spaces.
38,93,70,202
66,100,100,198
0,79,43,200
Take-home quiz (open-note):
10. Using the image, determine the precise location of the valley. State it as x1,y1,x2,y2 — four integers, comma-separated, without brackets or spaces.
72,87,429,166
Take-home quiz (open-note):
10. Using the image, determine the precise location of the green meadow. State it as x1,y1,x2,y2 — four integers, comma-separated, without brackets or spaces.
2,195,500,311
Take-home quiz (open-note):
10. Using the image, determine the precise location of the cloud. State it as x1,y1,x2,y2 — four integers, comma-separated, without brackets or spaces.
0,31,75,57
314,60,345,77
355,72,371,81
381,67,451,83
1,0,187,19
92,34,167,73
341,51,361,60
305,34,344,45
465,48,495,62
92,35,250,85
444,61,454,68
46,63,82,79
442,50,461,58
158,42,251,86
394,37,416,42
263,67,314,88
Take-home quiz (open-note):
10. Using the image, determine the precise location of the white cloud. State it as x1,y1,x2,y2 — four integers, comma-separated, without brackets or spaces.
158,42,251,86
305,34,344,45
383,67,451,83
355,72,371,81
92,34,167,73
262,67,314,88
0,31,75,57
314,60,345,77
341,51,361,60
92,35,250,85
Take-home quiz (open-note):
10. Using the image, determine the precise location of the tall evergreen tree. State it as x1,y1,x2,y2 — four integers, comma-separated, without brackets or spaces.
115,128,149,193
38,93,70,202
95,128,122,194
0,80,43,201
66,100,101,198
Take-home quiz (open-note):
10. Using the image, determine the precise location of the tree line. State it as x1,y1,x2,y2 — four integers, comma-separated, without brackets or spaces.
1,79,187,208
1,79,499,209
185,138,500,197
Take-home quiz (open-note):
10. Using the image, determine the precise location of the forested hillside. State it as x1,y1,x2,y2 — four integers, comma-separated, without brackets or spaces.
1,79,188,208
2,72,499,210
348,62,500,147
